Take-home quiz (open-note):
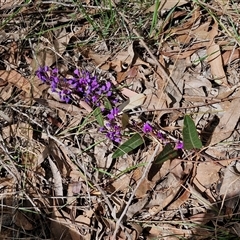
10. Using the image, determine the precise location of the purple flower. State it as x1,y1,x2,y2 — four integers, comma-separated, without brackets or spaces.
107,108,119,121
59,89,71,103
36,67,120,114
74,69,80,77
143,122,153,133
175,141,184,149
36,66,49,82
156,131,163,139
106,124,121,143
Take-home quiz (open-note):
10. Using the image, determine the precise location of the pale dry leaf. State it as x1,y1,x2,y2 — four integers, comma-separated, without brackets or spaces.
117,65,139,83
95,144,112,169
48,140,70,178
111,77,139,98
170,8,201,44
135,178,153,198
193,20,211,39
2,123,33,141
102,42,149,73
147,223,192,240
166,59,185,106
206,145,231,161
0,0,19,9
54,28,72,55
207,44,228,85
37,146,50,166
20,139,45,170
112,155,135,192
142,89,167,111
222,48,240,65
48,140,87,205
0,70,40,95
0,83,14,101
189,212,216,225
145,0,188,13
51,206,84,240
8,41,18,66
147,173,182,212
129,223,143,240
195,162,221,189
184,73,212,89
118,93,146,112
219,161,240,209
48,156,63,197
32,28,74,71
88,50,111,68
209,90,240,145
111,174,131,192
207,21,228,86
167,188,191,210
108,43,135,72
126,195,149,219
161,41,209,59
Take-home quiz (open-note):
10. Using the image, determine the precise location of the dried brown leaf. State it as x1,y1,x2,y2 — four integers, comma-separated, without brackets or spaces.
126,195,149,219
0,70,31,93
195,162,221,189
209,90,240,145
219,162,240,210
207,21,228,86
118,93,146,112
147,173,182,212
88,50,111,68
222,48,240,65
32,28,74,71
51,206,84,240
145,0,188,13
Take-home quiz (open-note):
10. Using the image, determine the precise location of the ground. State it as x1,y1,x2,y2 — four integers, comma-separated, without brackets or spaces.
0,0,240,239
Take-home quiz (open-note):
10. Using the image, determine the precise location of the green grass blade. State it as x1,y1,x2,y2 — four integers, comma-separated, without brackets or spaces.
149,0,160,37
183,115,202,150
112,133,144,158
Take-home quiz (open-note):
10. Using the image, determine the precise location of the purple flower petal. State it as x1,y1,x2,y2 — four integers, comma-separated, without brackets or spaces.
107,107,119,120
175,141,184,150
143,123,153,133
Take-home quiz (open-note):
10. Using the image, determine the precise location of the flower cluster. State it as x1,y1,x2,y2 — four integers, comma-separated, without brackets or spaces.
36,66,122,143
100,107,122,143
36,66,117,106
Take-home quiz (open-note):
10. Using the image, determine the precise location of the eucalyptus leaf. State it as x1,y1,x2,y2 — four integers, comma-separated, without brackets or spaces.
183,115,202,150
112,133,144,158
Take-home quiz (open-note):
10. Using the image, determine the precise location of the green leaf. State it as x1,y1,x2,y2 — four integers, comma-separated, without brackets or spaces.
93,107,104,127
112,133,144,159
103,97,112,110
183,115,202,150
154,143,178,164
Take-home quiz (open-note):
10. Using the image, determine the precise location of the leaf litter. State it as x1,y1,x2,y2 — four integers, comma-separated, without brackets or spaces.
1,0,240,239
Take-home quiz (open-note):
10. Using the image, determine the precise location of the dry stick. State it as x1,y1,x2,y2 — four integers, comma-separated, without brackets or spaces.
130,95,240,113
112,4,182,99
112,143,161,239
